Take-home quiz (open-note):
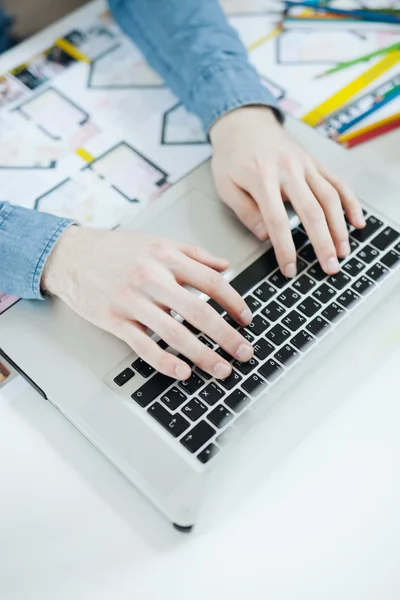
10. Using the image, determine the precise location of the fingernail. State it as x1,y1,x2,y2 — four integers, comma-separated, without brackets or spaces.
240,307,253,325
338,241,350,257
214,362,231,379
325,256,340,274
284,262,297,278
175,364,191,380
236,343,253,361
357,213,366,227
253,222,268,240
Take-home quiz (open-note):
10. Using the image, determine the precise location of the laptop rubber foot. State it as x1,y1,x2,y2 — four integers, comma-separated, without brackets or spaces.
173,522,194,533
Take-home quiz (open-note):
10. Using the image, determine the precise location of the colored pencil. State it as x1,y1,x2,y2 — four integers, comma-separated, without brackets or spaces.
341,116,400,148
282,1,400,24
338,111,400,143
335,84,400,135
315,41,400,79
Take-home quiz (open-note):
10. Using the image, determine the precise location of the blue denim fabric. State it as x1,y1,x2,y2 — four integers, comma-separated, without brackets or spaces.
0,0,281,300
0,4,13,53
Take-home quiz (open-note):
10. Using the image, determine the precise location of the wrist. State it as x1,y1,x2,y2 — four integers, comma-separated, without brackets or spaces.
41,225,81,298
209,105,281,145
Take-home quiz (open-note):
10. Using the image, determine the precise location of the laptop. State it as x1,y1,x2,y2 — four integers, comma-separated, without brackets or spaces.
1,117,400,531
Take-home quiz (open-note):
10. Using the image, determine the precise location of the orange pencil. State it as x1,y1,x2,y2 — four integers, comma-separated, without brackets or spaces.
341,116,400,148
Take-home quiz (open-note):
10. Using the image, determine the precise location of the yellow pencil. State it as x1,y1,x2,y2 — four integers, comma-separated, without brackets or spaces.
338,111,400,143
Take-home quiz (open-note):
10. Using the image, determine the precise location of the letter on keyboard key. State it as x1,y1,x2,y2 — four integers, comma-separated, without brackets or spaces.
293,274,316,294
245,295,262,312
160,386,187,410
356,245,379,264
277,288,301,308
313,283,336,304
181,421,216,453
233,356,259,375
366,263,389,282
327,272,351,290
337,289,360,308
132,373,176,407
182,398,208,422
253,339,275,360
297,297,321,318
306,316,330,337
266,324,291,346
247,314,270,336
343,258,365,277
352,275,375,295
282,310,306,332
219,369,242,390
253,282,277,303
208,405,234,428
242,373,267,396
275,344,298,366
114,367,135,387
290,330,315,351
258,359,283,381
262,300,285,322
147,402,190,437
199,382,224,405
179,373,205,395
225,389,250,412
322,302,346,322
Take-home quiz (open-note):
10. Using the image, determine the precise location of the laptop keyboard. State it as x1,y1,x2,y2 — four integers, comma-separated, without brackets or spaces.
113,211,400,465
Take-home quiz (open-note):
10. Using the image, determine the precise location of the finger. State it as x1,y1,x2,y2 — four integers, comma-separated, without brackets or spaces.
134,301,240,379
317,163,366,229
119,319,192,380
177,243,229,272
216,177,269,241
248,175,297,278
284,175,340,275
306,167,350,258
173,253,252,326
164,284,254,364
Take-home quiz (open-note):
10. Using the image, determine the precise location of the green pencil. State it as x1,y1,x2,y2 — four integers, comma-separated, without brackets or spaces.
315,41,400,79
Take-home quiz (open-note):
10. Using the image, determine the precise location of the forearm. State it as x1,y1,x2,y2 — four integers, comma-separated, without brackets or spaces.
0,202,73,299
108,0,282,133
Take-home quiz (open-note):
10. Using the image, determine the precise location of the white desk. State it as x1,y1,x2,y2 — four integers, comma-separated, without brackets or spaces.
1,4,400,600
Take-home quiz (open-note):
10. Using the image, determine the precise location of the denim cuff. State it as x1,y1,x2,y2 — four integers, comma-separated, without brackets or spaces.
0,202,74,300
189,59,284,134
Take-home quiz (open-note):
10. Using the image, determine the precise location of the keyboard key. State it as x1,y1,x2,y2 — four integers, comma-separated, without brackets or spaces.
195,367,212,381
148,402,190,437
223,314,240,329
177,354,194,368
219,369,243,390
247,314,270,336
242,373,267,396
322,302,346,322
208,405,233,428
275,344,298,366
230,248,278,295
182,398,208,421
381,249,400,269
356,245,380,264
215,347,232,362
253,339,275,360
313,283,336,304
277,288,301,308
114,367,135,387
350,238,360,252
308,263,326,281
197,444,219,464
292,227,308,249
160,386,187,410
182,320,200,335
282,310,306,332
179,373,204,395
132,373,175,407
290,330,315,351
225,389,250,412
207,298,224,314
352,275,375,295
198,335,214,348
269,270,291,289
233,356,259,376
350,216,382,243
366,263,389,282
253,282,277,303
299,243,316,263
131,358,155,378
371,226,400,251
327,271,351,290
199,382,224,405
237,328,255,343
293,274,316,294
262,300,285,322
181,421,216,453
337,289,360,309
157,339,168,350
266,324,291,346
245,295,262,312
343,258,365,277
258,358,283,381
306,316,330,337
297,296,322,318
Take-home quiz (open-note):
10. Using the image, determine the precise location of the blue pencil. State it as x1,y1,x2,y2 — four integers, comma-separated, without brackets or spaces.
282,1,400,24
336,86,400,135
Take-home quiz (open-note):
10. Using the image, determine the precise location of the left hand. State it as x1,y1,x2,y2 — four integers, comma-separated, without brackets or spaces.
209,106,366,278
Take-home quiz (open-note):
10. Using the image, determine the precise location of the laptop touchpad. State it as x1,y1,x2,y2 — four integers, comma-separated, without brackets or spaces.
140,188,260,265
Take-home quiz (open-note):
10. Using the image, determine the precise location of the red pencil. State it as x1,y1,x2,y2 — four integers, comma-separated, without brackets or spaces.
343,116,400,149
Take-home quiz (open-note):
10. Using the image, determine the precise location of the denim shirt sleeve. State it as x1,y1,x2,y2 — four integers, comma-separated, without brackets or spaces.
0,202,73,299
108,0,283,133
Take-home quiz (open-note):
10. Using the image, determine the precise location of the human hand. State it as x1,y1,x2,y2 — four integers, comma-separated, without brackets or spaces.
42,228,254,380
210,106,366,278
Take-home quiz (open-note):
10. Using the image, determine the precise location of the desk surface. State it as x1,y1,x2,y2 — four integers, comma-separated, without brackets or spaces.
1,2,400,599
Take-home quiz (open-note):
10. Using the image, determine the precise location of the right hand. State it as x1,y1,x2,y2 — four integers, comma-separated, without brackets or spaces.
42,227,254,381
